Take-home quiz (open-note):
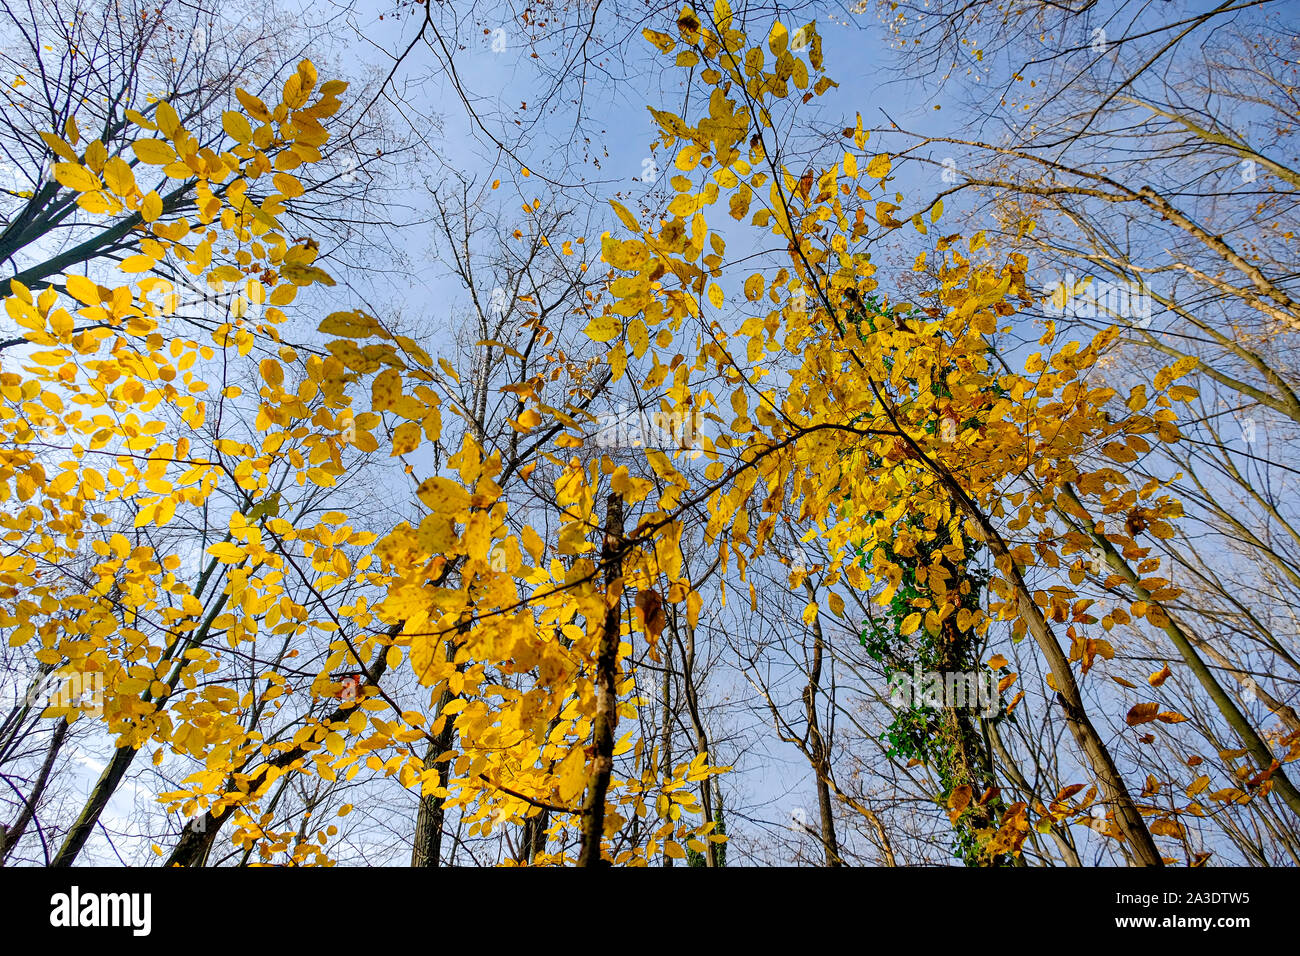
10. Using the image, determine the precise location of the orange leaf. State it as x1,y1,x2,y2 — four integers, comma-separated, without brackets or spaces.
1126,702,1160,726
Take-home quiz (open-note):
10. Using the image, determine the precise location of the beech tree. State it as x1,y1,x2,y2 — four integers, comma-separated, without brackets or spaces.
2,0,1296,868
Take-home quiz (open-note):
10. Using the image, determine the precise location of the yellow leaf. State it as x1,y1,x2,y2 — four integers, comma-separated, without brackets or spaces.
556,746,586,802
236,88,272,122
437,357,460,383
132,139,176,165
900,612,922,635
415,476,471,515
643,28,676,53
222,110,253,144
273,172,305,198
38,131,78,162
609,200,639,231
368,367,404,409
207,542,244,563
155,497,177,526
600,342,622,383
53,163,100,192
101,157,136,197
141,191,163,222
154,101,180,137
62,275,98,305
259,359,283,387
521,525,544,563
713,0,733,31
768,21,789,54
729,186,751,220
297,59,318,91
119,255,155,273
324,732,345,756
584,316,622,342
627,318,650,357
84,192,120,219
392,421,422,456
269,283,297,306
865,154,891,179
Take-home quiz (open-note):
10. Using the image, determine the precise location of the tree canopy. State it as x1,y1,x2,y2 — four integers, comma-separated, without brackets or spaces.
1,0,1298,871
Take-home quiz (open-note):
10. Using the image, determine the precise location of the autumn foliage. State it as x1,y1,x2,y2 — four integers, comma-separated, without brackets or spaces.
2,0,1296,868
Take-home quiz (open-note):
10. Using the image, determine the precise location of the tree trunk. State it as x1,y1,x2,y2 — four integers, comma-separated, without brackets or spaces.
674,609,720,867
0,718,68,864
1060,483,1300,820
997,550,1163,865
165,643,391,866
411,639,461,866
932,586,1019,866
658,638,675,866
52,742,136,867
57,575,231,866
577,492,623,867
801,582,841,866
865,377,1163,864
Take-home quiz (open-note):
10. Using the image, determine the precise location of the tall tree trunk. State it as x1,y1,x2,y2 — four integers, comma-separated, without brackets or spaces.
517,808,550,864
0,718,68,864
658,638,675,867
411,637,462,866
165,643,391,866
999,550,1163,864
861,375,1163,864
512,712,566,865
930,580,1021,866
56,570,231,866
988,720,1083,866
801,582,841,866
920,463,1164,864
578,492,622,867
673,609,720,867
1059,483,1300,820
52,742,137,868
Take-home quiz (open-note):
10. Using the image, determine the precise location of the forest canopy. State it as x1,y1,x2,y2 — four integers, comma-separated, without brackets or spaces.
0,0,1297,871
